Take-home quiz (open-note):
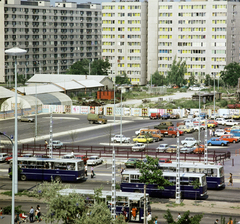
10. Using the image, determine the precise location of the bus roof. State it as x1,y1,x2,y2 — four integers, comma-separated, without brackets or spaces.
59,189,148,201
159,162,223,169
15,157,83,163
122,170,206,178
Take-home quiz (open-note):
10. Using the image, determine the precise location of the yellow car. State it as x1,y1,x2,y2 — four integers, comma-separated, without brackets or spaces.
133,135,153,143
207,123,215,128
177,125,194,133
233,114,240,120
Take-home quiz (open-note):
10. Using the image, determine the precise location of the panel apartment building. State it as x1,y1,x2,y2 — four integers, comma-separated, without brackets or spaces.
149,0,240,82
102,0,147,85
102,0,240,85
0,0,102,83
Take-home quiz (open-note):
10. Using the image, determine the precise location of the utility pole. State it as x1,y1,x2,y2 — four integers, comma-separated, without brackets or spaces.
176,130,181,204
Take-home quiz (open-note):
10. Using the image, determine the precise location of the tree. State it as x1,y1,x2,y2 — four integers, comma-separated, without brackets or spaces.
151,70,168,86
17,74,27,85
163,209,203,224
90,59,110,76
115,72,131,85
188,73,196,86
204,74,213,86
66,58,89,75
167,56,187,87
136,155,172,189
220,62,240,87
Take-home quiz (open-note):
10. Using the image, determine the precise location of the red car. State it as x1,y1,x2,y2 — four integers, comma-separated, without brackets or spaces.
220,135,239,143
5,153,21,163
159,158,172,163
74,155,88,164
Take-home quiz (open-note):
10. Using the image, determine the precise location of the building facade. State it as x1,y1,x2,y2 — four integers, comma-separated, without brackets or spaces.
0,0,102,83
102,0,148,85
148,0,240,82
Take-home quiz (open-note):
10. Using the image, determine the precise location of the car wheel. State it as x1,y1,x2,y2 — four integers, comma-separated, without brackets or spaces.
184,131,187,134
172,135,176,138
114,140,117,143
233,140,236,144
221,143,224,146
224,123,226,126
208,143,212,146
136,141,138,143
20,174,27,181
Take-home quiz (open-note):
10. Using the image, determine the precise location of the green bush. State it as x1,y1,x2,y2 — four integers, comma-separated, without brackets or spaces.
218,100,228,108
179,88,187,92
3,205,25,215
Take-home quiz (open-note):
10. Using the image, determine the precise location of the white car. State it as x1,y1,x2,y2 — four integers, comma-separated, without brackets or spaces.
156,144,169,152
215,118,226,125
181,137,200,146
132,143,145,152
210,113,219,119
111,135,131,143
135,129,141,136
87,156,103,166
180,146,194,154
47,140,63,149
222,114,231,119
222,119,239,126
215,129,226,137
0,153,9,162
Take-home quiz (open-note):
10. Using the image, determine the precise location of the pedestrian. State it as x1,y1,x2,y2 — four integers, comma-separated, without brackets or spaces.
228,173,233,186
212,128,215,136
131,207,137,220
147,212,152,223
154,217,158,224
120,168,125,175
85,164,88,176
35,209,39,222
0,207,3,219
175,213,181,221
91,166,95,178
209,129,212,137
214,219,219,224
14,214,21,224
228,217,233,224
44,140,48,149
36,205,42,222
29,207,34,223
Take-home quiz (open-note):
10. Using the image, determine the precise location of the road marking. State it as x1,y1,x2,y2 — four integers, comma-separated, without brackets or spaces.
0,169,7,172
42,117,80,120
100,143,134,146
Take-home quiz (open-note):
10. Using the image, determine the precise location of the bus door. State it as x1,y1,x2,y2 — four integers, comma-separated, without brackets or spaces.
129,201,141,222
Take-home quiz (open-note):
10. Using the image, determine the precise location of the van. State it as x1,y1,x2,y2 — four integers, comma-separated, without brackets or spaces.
0,153,8,162
140,129,163,142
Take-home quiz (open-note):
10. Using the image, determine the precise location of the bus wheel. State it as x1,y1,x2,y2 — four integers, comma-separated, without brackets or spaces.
55,176,61,182
20,175,27,181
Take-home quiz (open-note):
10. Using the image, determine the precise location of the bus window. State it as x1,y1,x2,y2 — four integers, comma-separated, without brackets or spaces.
130,175,140,183
122,174,129,183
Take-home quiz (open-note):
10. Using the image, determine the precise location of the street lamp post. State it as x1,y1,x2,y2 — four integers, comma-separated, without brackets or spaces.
198,92,201,142
120,87,123,144
5,47,27,195
0,132,15,224
213,73,216,121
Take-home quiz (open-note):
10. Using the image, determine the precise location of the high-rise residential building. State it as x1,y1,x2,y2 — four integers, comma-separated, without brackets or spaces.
148,0,240,82
102,0,148,85
0,0,102,83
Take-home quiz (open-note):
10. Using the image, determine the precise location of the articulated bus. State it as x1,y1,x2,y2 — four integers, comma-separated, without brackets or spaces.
9,157,85,182
59,189,149,223
158,162,224,189
121,170,208,200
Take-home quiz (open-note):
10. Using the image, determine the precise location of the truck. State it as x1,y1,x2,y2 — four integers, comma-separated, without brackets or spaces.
87,113,107,124
154,121,173,130
158,126,184,138
149,113,161,120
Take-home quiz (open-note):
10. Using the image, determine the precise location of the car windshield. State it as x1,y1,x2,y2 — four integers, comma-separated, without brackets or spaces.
89,157,97,160
128,159,136,162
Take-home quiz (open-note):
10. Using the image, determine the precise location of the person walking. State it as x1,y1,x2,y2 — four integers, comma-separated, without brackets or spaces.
154,217,158,224
0,207,3,219
209,129,212,137
36,205,42,222
175,213,181,221
214,219,219,224
85,164,88,176
228,173,233,186
147,212,152,223
29,207,34,223
91,166,95,178
44,140,48,149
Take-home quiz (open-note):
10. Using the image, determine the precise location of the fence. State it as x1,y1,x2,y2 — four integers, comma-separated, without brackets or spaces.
1,144,231,163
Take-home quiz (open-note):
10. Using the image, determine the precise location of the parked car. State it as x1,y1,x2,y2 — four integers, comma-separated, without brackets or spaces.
208,120,218,127
222,119,239,126
181,137,200,146
170,113,180,119
224,127,231,133
111,135,131,143
132,143,145,152
35,154,50,158
232,114,240,120
135,129,141,136
180,146,194,154
222,114,231,119
18,116,34,122
22,153,34,157
133,135,153,143
207,138,229,146
215,118,226,125
47,140,63,149
87,156,103,166
192,145,205,154
156,144,169,153
177,125,194,133
161,113,171,119
215,129,226,137
210,113,219,119
158,158,172,163
4,153,21,163
220,135,239,144
0,153,9,162
165,145,178,153
61,154,75,159
125,158,141,168
74,155,89,164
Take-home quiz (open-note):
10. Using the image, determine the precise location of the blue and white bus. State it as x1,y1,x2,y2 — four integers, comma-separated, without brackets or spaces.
59,189,149,223
121,170,208,200
9,157,85,182
158,162,224,189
